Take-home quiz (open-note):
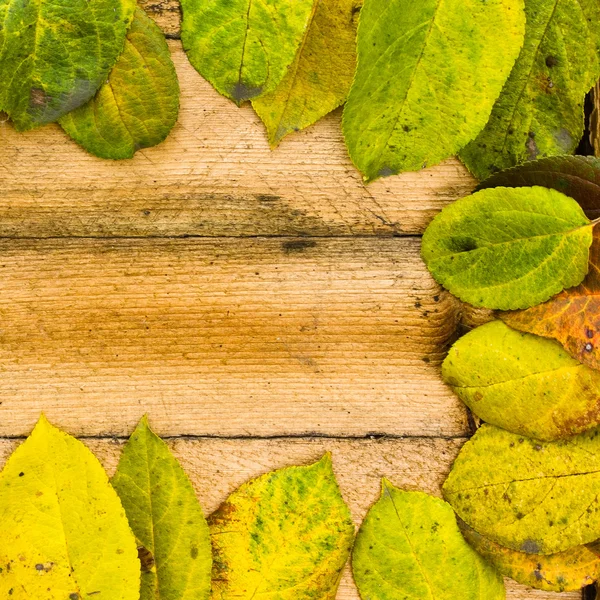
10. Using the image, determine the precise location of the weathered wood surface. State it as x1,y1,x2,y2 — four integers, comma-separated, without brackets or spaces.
0,42,474,239
0,437,580,600
0,237,467,438
0,5,587,597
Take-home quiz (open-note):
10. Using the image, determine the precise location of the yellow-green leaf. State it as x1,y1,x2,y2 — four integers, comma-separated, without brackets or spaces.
209,454,354,599
112,416,212,600
460,0,600,181
59,8,180,160
443,424,600,555
352,481,505,600
443,320,600,441
0,415,140,600
342,0,525,182
181,0,315,106
252,0,358,147
0,0,136,131
458,519,600,592
421,186,593,310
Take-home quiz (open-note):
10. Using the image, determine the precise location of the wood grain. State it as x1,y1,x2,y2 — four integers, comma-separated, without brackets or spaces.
0,435,581,600
0,42,475,239
0,236,467,438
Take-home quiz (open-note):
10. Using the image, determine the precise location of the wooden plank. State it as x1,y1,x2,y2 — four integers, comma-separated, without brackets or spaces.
0,436,579,600
0,236,467,438
0,42,475,239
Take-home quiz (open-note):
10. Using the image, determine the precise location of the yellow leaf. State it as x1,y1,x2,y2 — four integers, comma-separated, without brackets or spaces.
0,416,140,600
209,454,354,599
253,0,359,147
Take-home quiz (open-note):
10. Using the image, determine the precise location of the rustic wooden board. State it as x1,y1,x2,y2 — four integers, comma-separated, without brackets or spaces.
0,237,467,437
0,42,475,239
0,5,589,597
0,436,581,600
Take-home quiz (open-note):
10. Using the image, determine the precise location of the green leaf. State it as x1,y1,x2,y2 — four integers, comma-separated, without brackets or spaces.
352,481,505,600
458,519,600,592
112,416,212,600
180,0,315,106
59,9,179,160
209,454,354,599
0,415,140,599
460,0,600,181
252,0,358,147
443,320,600,441
0,0,136,131
443,424,600,555
421,186,593,310
341,0,525,182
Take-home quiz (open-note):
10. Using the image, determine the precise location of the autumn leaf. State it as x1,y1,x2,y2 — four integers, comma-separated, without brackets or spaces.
352,481,505,600
460,0,600,180
0,0,136,131
478,155,600,220
421,186,593,310
180,0,315,106
209,454,354,599
443,424,600,555
252,0,358,147
458,519,600,592
112,416,212,600
0,416,140,599
443,320,600,441
342,0,525,182
60,8,180,160
502,228,600,371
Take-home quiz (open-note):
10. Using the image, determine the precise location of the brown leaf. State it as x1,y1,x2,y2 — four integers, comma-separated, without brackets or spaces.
502,227,600,370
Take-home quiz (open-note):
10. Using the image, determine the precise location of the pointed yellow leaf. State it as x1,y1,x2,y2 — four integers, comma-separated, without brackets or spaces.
253,0,358,147
0,416,140,600
112,416,212,600
209,454,354,599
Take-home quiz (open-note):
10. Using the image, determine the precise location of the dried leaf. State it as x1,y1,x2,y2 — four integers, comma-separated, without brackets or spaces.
60,9,180,160
443,320,600,441
180,0,315,106
0,416,140,599
112,416,212,600
342,0,525,182
477,155,600,220
503,227,600,371
352,481,505,600
443,424,600,555
0,0,136,131
460,0,600,180
458,519,600,592
209,454,354,599
253,0,358,147
421,186,593,310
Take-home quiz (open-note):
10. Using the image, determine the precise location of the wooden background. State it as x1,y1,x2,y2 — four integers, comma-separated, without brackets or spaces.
0,5,591,598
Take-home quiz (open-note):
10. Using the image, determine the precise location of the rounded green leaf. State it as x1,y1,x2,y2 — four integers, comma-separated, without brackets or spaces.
111,416,212,600
458,519,600,592
460,0,600,181
0,0,136,131
421,186,593,310
209,454,354,599
352,481,505,600
252,0,358,147
444,320,600,441
0,416,140,599
181,0,315,106
443,424,600,555
60,8,180,160
342,0,526,182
